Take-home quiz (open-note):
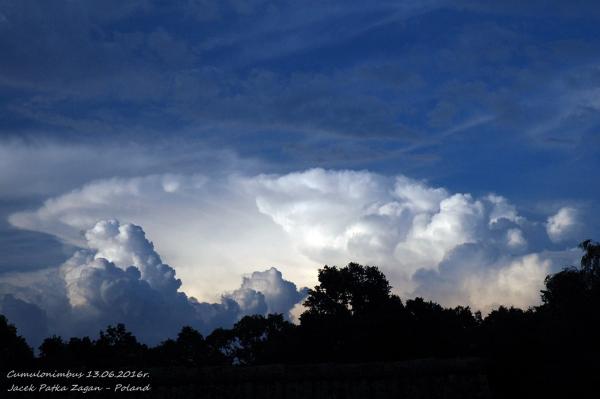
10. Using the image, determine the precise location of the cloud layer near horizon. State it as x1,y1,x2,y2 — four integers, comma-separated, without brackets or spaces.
6,169,582,326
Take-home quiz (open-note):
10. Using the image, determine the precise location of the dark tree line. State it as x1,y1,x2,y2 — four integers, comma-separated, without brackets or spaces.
1,240,599,395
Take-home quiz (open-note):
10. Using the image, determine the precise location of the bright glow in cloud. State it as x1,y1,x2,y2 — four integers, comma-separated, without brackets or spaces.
233,268,308,316
84,219,182,294
546,207,580,243
7,168,581,322
0,220,306,347
9,174,304,300
412,243,577,312
506,228,527,248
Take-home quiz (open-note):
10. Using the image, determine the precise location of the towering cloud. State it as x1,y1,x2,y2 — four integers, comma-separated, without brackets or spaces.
412,244,569,312
248,169,581,306
232,268,309,316
6,168,584,336
0,220,307,347
83,220,182,294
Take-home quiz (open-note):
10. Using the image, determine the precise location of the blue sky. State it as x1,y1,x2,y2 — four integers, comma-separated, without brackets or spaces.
0,1,599,344
1,1,599,200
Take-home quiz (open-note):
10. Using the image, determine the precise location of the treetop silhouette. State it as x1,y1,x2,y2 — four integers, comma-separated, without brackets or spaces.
1,239,599,394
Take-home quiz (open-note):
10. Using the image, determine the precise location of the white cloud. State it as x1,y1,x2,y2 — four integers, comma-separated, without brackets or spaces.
546,207,580,243
393,193,485,276
413,244,580,313
7,168,579,315
84,219,182,294
59,250,194,342
233,268,308,316
9,173,302,300
0,139,256,200
487,194,520,226
506,228,526,248
0,220,306,347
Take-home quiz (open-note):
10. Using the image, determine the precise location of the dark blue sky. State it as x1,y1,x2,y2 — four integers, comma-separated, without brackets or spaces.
2,1,599,204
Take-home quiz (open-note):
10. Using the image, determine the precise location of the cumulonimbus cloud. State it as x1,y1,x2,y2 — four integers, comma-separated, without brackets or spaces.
0,220,307,347
6,169,583,334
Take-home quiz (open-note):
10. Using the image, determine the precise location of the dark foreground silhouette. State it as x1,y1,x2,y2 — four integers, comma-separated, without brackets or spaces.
1,240,599,398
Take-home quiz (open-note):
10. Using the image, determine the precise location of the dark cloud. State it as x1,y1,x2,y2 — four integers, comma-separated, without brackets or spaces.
0,226,74,273
0,294,48,346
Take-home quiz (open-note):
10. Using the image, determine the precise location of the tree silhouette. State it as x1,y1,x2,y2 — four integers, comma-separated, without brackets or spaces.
481,240,600,398
301,262,393,320
175,326,209,366
152,326,214,367
234,314,296,365
299,262,410,362
404,298,479,358
2,241,600,398
65,336,94,367
0,314,33,370
580,239,600,273
205,314,295,365
538,240,600,364
205,327,237,365
542,240,600,308
95,323,147,366
39,335,68,367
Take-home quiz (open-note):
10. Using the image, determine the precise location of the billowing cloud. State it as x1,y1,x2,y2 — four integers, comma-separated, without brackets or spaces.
0,220,306,347
8,173,305,300
8,168,583,317
247,169,573,297
83,220,182,294
413,243,580,312
233,268,309,316
546,207,580,243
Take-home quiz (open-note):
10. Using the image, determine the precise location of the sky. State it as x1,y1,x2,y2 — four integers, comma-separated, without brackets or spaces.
0,0,599,346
